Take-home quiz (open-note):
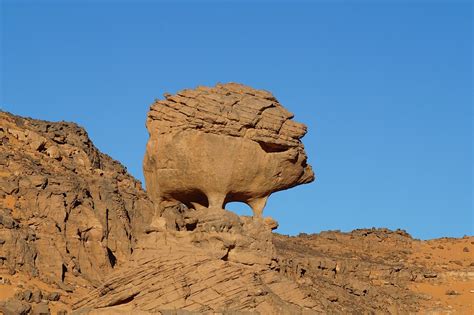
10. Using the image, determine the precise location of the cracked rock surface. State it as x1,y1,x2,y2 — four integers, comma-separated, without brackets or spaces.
144,83,314,218
1,92,472,314
0,111,154,288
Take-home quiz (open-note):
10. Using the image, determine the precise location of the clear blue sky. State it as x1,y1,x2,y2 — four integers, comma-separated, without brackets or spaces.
1,1,472,239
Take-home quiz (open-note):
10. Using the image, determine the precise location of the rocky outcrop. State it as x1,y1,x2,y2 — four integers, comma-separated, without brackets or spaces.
73,222,324,314
0,111,154,289
71,202,322,313
144,83,314,217
72,225,474,314
2,95,472,314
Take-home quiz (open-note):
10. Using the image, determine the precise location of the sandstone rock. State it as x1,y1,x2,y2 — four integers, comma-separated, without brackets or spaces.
0,298,31,315
2,107,471,314
272,229,428,312
144,83,314,217
0,111,154,290
46,291,60,301
0,275,10,284
31,302,50,315
32,289,43,303
23,289,33,302
72,239,325,314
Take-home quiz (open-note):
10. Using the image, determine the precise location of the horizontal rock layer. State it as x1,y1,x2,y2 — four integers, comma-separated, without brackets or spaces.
148,83,308,149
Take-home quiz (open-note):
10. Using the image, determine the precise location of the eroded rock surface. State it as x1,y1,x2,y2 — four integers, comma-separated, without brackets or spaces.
0,111,154,289
144,83,314,217
1,107,472,314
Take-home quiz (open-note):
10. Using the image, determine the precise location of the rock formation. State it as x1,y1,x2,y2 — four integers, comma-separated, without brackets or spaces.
144,83,314,217
0,88,472,314
0,111,154,288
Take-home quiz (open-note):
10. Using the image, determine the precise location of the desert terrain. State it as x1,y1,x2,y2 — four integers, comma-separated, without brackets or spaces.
0,84,472,314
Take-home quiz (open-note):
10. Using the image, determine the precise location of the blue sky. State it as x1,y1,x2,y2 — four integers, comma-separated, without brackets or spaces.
1,1,472,239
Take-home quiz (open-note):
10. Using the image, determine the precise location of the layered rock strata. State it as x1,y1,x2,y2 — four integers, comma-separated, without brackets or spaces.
144,83,314,217
73,215,323,314
2,98,470,314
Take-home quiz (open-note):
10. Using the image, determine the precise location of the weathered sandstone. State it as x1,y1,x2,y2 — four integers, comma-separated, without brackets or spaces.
144,83,314,217
1,95,472,314
0,111,154,288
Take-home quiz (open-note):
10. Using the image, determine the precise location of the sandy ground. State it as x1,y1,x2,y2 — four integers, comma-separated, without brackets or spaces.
0,272,73,314
409,236,474,314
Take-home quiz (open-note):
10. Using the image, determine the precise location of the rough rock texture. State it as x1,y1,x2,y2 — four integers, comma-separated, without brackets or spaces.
72,200,322,313
73,224,322,314
144,83,314,217
0,111,154,289
71,226,474,314
1,105,473,314
274,231,474,314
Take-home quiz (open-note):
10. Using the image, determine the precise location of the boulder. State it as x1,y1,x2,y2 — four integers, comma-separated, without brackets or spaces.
0,298,31,315
31,302,50,315
144,83,314,217
46,291,60,301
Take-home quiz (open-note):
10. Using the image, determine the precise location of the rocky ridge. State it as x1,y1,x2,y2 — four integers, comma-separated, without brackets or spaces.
0,84,473,314
0,111,154,309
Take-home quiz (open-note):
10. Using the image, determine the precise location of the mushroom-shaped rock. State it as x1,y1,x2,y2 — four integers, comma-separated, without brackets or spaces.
144,83,314,217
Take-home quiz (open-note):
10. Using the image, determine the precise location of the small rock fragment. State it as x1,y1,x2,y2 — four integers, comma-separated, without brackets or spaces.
31,302,50,315
57,282,74,293
0,298,31,315
23,289,33,302
0,276,10,284
32,289,42,303
423,272,437,278
46,292,60,301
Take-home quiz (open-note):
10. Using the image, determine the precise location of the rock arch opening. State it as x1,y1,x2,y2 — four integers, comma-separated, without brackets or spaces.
225,201,253,217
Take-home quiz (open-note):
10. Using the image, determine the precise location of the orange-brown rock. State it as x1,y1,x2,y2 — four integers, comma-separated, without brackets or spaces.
2,108,473,315
73,221,324,314
144,83,314,217
0,111,154,288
